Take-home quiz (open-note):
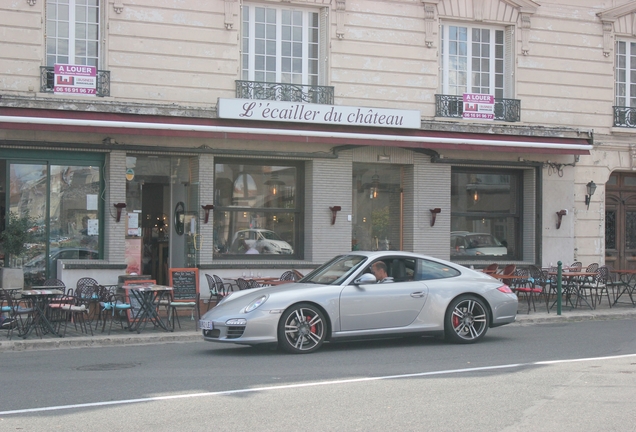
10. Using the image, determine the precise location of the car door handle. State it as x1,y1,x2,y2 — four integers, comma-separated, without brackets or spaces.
410,292,425,298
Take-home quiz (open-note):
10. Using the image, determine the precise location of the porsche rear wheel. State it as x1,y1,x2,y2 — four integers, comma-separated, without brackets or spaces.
278,303,326,354
444,295,489,344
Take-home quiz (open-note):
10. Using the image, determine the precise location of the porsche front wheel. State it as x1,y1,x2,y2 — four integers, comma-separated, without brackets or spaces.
278,303,326,354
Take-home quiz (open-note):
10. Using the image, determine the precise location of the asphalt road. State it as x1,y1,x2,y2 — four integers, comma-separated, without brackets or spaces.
1,319,636,431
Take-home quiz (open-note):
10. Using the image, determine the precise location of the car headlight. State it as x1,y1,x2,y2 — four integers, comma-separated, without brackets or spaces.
242,295,268,313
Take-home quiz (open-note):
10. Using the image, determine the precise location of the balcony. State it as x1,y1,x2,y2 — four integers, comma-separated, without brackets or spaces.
236,80,334,105
40,66,111,97
613,106,636,127
435,94,521,122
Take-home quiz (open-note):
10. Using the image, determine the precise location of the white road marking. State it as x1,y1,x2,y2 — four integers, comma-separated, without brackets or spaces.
2,353,635,416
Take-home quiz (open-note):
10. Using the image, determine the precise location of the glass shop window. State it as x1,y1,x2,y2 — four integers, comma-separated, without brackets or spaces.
213,160,303,259
450,168,522,261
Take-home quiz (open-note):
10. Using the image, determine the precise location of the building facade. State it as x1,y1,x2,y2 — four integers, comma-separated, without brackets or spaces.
1,0,634,293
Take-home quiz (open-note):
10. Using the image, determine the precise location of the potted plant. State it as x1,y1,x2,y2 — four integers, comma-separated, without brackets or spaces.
0,211,36,289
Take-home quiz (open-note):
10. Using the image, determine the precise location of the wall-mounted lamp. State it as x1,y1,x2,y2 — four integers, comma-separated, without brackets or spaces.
330,206,342,225
430,208,441,227
585,180,597,209
113,203,127,222
556,209,567,229
201,204,214,224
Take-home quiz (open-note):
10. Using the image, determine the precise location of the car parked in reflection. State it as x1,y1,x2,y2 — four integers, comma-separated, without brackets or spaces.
451,231,508,257
230,229,293,255
23,247,99,286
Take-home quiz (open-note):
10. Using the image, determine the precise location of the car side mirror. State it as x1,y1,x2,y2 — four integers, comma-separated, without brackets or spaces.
354,273,377,285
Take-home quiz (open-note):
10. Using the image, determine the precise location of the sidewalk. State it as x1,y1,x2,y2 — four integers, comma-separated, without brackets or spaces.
1,299,634,352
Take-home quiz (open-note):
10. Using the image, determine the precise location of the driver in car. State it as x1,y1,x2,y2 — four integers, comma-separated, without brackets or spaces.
371,261,394,283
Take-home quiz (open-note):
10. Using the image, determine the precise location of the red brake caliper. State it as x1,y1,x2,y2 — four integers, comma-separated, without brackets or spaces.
452,314,460,327
307,316,316,333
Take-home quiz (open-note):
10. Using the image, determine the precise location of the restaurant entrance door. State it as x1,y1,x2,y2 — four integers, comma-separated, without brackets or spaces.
605,172,636,270
351,163,403,251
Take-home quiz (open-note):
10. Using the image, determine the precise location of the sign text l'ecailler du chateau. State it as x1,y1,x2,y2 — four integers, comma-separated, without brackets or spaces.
217,99,421,129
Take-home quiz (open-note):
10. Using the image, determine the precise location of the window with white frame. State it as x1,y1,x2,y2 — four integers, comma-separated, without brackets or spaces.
615,40,636,107
440,24,511,98
242,4,320,85
46,0,100,67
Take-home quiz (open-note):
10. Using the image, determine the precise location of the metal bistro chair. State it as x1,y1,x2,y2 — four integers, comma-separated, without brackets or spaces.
279,271,296,281
236,278,251,291
501,264,516,276
167,291,201,331
483,263,499,275
1,288,35,339
99,292,133,335
214,274,236,293
58,292,94,337
206,275,234,310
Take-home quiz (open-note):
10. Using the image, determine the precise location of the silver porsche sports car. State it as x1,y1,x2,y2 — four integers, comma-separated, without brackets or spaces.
200,251,518,354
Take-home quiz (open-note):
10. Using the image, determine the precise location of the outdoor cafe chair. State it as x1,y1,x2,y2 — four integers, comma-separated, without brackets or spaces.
214,274,236,292
167,291,200,331
99,292,132,335
582,266,610,309
1,288,35,340
57,293,94,337
76,277,99,295
569,261,582,271
206,274,233,311
279,271,296,281
248,279,262,288
43,278,66,290
483,263,498,274
602,264,632,307
236,278,250,291
512,268,546,314
501,264,516,276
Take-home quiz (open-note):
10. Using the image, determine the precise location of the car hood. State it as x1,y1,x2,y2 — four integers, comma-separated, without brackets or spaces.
202,282,331,316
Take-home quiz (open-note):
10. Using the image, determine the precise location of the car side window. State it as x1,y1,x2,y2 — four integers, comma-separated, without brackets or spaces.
415,259,460,281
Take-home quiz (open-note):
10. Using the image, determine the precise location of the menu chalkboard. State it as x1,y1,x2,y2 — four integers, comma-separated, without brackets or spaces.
169,268,199,301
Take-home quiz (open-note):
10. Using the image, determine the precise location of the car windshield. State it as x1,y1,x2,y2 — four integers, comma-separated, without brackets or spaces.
259,230,282,241
466,234,502,248
302,255,368,285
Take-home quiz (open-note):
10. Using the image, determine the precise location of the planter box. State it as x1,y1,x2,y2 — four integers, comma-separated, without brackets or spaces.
0,268,24,290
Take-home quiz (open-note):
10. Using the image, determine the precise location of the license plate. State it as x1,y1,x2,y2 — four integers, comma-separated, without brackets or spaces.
199,320,214,330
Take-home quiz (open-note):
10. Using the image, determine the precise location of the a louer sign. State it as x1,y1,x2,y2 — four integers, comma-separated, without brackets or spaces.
217,98,421,129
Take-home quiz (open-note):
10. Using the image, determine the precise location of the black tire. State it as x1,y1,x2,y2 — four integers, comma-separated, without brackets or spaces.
278,303,326,354
444,295,489,344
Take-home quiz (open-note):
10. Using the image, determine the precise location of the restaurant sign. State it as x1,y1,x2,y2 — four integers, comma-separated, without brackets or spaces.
54,64,97,96
463,93,494,121
218,98,421,129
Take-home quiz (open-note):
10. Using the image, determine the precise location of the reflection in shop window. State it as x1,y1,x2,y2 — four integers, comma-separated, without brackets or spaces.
8,163,102,287
213,160,302,259
450,168,521,261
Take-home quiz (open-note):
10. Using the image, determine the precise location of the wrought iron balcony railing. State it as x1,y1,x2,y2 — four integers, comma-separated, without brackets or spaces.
40,66,111,97
435,94,521,122
236,80,334,105
613,106,636,127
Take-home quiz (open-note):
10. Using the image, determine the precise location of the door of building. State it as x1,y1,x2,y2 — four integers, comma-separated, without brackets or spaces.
352,163,403,251
605,172,636,270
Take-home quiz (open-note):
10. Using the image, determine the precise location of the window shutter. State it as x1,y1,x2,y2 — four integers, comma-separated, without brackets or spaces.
504,25,515,98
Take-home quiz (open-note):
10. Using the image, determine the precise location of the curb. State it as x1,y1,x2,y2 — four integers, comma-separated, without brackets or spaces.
0,332,202,352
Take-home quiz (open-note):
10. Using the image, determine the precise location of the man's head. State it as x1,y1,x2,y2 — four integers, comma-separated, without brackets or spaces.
371,261,388,280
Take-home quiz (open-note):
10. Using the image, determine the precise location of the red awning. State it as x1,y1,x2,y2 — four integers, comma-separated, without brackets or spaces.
0,108,592,155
